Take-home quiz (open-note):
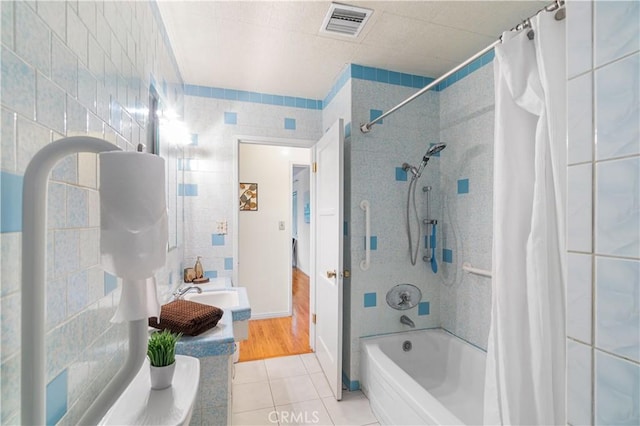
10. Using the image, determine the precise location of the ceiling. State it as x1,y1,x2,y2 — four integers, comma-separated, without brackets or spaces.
157,1,547,100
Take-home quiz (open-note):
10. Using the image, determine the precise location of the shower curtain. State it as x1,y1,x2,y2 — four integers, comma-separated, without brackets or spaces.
484,11,566,426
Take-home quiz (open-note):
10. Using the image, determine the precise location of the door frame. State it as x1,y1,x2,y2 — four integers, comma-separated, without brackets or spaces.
233,135,316,348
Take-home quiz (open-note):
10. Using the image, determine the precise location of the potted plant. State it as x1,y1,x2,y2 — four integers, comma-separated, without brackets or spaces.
147,329,182,390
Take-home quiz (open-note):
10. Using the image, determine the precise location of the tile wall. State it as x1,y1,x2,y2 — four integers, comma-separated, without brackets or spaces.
182,87,323,283
0,1,183,423
566,1,640,425
344,68,442,387
437,59,495,350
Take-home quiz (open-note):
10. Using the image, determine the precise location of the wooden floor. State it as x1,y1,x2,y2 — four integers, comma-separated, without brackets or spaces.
238,268,312,362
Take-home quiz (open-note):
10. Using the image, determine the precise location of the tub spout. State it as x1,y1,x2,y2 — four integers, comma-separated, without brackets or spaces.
400,315,415,328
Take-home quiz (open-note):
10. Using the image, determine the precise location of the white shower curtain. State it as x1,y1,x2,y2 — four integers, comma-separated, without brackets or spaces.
484,11,566,426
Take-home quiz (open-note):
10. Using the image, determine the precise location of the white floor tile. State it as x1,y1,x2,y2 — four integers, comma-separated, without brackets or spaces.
265,355,308,379
276,399,334,426
234,360,269,384
322,391,377,426
300,353,323,373
310,372,333,398
232,380,274,413
270,375,320,406
232,406,279,426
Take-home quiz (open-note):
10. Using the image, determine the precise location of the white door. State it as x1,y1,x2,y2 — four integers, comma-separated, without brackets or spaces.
313,119,344,400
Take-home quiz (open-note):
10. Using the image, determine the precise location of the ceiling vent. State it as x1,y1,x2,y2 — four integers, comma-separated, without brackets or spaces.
320,3,373,38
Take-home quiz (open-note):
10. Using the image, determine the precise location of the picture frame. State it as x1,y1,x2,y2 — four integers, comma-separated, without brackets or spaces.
239,183,258,211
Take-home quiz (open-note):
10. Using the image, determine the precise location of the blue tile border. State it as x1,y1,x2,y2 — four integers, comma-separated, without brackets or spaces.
204,270,218,278
224,111,237,125
342,371,360,391
436,50,495,91
212,234,225,246
185,84,322,110
395,167,408,181
418,301,430,316
443,248,453,264
369,109,383,124
1,171,23,233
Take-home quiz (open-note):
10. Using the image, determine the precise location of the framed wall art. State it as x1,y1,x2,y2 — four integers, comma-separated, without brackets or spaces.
239,183,258,211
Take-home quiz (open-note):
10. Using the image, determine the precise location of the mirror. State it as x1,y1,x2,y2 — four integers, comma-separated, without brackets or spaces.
151,91,183,251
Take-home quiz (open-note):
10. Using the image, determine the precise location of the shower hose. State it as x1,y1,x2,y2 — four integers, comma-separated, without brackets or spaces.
406,174,420,265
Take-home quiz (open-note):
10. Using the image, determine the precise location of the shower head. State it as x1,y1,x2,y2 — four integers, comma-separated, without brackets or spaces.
423,143,446,160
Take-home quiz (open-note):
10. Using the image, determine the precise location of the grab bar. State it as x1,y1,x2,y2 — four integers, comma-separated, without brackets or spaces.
360,200,370,271
462,262,492,278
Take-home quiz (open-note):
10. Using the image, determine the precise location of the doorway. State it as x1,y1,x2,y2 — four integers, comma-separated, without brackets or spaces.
236,142,312,361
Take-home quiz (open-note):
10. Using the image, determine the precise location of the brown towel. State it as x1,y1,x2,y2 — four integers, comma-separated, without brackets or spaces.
149,300,224,336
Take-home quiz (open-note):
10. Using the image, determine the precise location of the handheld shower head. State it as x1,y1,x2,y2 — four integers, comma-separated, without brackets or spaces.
423,143,446,161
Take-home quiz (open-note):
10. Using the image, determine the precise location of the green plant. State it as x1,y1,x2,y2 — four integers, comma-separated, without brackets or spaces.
147,329,182,367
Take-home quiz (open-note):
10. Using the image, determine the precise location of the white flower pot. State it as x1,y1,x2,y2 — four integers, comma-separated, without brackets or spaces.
149,361,176,390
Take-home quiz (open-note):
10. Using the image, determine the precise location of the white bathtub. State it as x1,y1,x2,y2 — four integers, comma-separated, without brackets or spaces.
360,328,486,425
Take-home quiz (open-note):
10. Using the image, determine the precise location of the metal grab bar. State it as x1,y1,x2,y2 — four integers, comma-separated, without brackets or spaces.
462,262,492,278
360,200,371,270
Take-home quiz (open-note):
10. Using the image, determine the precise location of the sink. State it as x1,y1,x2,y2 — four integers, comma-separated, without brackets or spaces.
184,290,239,309
183,287,251,343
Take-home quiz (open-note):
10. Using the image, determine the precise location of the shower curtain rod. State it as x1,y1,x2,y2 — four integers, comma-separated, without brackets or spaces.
359,0,565,134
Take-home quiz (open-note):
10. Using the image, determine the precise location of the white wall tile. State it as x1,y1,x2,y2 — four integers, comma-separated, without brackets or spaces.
595,53,640,160
595,350,640,425
568,340,592,426
595,157,640,258
596,256,640,362
568,72,593,164
567,253,593,343
567,163,593,252
567,0,593,78
595,0,640,67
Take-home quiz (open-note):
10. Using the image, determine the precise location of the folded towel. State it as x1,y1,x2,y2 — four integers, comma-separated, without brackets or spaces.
149,300,224,336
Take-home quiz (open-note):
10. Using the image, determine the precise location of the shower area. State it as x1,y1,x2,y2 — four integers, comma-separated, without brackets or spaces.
339,58,496,388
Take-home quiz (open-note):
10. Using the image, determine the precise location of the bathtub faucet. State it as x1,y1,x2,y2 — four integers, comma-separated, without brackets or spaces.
400,315,415,328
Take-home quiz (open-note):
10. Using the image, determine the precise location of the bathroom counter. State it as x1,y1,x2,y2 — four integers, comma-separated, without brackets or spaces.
175,312,235,358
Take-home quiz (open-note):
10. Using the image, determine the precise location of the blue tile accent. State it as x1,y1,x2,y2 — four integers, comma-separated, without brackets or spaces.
370,109,383,124
418,301,430,316
262,93,274,104
1,171,23,232
389,71,401,85
369,236,377,250
364,292,377,308
458,178,469,194
212,234,225,246
284,96,295,107
190,133,198,146
343,221,348,236
224,257,233,270
284,117,296,130
204,270,218,278
224,112,237,125
344,122,351,138
273,95,284,106
238,90,251,102
104,272,118,295
443,248,453,264
46,369,68,426
401,73,413,87
178,183,198,196
351,64,363,79
395,167,408,181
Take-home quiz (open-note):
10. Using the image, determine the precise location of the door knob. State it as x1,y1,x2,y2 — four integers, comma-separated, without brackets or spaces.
326,270,337,278
342,270,351,278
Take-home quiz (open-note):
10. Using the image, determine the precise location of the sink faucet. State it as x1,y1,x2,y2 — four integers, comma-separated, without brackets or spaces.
172,285,203,300
400,315,415,328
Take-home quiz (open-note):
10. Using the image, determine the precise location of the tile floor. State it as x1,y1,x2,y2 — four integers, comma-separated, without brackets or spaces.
231,354,379,426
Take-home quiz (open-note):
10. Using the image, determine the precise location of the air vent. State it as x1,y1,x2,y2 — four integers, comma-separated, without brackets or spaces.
320,3,373,38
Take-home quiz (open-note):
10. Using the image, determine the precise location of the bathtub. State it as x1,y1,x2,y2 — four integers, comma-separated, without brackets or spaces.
360,329,486,425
